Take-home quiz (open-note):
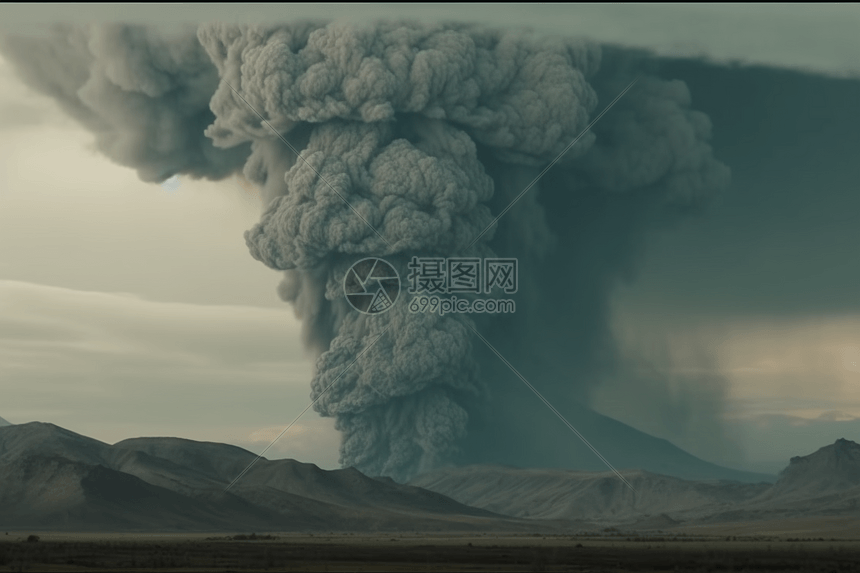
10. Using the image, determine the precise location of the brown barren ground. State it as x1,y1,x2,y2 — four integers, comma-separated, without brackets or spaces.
1,527,859,572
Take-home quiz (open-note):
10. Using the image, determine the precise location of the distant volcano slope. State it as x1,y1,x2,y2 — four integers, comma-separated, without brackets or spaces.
457,397,775,484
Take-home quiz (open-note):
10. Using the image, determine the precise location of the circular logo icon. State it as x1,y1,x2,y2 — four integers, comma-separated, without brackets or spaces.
343,257,400,315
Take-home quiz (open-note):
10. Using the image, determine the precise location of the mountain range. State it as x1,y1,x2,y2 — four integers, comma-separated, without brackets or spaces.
410,438,860,527
0,422,519,532
1,420,857,532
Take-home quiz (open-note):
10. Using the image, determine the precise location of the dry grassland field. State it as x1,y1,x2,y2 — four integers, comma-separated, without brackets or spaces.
2,528,860,572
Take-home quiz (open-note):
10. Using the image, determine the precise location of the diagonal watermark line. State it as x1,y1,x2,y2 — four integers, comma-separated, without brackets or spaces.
467,75,642,251
467,324,636,493
223,80,391,247
223,325,391,493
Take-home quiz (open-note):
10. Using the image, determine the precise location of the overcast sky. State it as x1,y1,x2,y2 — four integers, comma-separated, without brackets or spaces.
1,4,859,474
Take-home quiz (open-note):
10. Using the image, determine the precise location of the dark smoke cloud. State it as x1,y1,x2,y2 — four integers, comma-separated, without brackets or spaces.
1,22,730,481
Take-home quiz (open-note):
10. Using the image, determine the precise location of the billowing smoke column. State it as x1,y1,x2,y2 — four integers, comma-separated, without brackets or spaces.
1,22,730,481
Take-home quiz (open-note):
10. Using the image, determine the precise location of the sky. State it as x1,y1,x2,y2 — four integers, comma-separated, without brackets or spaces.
1,4,859,474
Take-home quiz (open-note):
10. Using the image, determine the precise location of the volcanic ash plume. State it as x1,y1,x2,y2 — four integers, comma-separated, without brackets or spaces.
197,22,610,478
1,22,730,481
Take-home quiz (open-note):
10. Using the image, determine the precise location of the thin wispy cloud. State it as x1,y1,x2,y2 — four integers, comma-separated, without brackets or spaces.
0,280,339,467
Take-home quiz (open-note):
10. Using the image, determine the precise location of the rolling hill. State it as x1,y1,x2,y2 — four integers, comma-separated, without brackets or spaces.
410,439,860,527
0,422,520,532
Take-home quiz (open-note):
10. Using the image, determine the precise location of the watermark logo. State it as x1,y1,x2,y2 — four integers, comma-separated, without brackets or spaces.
407,257,517,295
406,257,517,315
408,295,516,316
343,257,401,315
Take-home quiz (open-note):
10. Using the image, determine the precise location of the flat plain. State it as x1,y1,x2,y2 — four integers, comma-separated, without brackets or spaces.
2,527,860,572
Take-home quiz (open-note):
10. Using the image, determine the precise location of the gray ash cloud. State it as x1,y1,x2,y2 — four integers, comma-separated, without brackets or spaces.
1,22,730,481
